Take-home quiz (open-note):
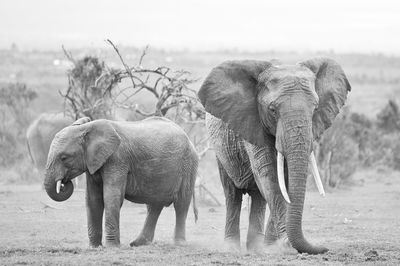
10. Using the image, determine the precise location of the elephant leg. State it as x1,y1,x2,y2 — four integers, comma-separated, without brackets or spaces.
218,158,242,250
102,169,126,248
246,190,266,252
173,196,191,243
265,214,278,245
103,191,124,247
265,206,294,254
242,140,288,246
130,204,163,247
86,173,104,248
264,194,288,247
265,163,289,245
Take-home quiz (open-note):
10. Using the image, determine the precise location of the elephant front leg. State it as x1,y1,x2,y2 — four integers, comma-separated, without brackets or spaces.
242,141,288,247
264,164,289,246
102,168,127,248
86,173,104,248
265,214,278,245
103,188,125,247
265,194,293,253
246,190,266,253
218,159,242,250
265,191,288,244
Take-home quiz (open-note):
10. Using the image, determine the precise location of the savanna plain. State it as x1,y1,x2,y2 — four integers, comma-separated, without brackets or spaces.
1,48,400,265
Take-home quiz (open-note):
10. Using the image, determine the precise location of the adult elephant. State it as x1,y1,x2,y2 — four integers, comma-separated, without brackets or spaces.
43,117,198,247
198,57,351,254
26,113,82,186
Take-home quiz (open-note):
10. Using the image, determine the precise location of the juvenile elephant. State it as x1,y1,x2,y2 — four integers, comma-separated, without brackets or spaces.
198,58,351,254
44,116,199,247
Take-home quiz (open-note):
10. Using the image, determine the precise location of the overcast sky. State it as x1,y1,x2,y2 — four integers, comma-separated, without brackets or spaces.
1,0,400,54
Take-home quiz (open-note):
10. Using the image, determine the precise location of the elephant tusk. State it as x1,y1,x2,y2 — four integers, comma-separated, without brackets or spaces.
56,180,62,194
277,152,291,204
309,151,325,197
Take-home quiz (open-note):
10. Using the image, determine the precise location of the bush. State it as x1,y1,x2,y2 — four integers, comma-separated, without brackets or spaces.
376,100,400,132
315,109,360,187
61,55,117,120
316,99,400,188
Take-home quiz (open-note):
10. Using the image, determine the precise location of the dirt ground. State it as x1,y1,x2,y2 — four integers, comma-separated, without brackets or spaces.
0,168,400,265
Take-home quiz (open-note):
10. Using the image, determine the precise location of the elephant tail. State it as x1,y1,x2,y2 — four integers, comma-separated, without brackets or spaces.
192,184,198,223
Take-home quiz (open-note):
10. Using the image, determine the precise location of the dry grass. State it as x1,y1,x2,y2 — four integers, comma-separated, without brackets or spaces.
0,167,399,265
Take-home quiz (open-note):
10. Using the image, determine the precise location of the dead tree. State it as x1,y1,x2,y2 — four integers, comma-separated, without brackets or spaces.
60,46,119,120
60,42,217,204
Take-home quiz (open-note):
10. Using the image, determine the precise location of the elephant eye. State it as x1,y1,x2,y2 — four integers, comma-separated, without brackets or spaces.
268,78,279,85
269,104,277,115
60,154,69,162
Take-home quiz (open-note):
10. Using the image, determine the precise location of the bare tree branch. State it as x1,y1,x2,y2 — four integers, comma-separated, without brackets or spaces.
106,39,136,90
139,45,149,65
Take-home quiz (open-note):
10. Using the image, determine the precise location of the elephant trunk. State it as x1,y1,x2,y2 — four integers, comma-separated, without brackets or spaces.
44,164,74,202
277,113,328,254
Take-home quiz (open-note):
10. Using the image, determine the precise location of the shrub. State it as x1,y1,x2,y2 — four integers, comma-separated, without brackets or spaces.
61,54,118,120
376,99,400,132
315,99,400,188
315,109,360,187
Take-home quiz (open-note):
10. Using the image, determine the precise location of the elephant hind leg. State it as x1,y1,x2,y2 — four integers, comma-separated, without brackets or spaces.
173,195,191,243
174,147,198,243
130,204,163,247
218,158,242,250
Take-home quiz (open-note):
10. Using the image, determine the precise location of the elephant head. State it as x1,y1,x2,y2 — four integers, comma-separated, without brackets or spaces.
198,58,350,254
44,117,121,202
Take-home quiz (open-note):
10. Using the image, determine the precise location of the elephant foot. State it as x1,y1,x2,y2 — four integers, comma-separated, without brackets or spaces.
130,236,152,247
246,233,264,254
265,236,297,255
264,233,278,246
105,241,120,248
223,237,241,252
89,243,103,249
174,237,186,246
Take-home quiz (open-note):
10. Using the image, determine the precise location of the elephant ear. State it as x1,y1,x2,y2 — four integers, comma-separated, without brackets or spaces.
198,60,272,146
300,57,351,140
85,120,121,174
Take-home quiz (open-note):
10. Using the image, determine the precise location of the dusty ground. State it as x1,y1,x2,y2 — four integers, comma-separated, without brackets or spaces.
0,168,400,265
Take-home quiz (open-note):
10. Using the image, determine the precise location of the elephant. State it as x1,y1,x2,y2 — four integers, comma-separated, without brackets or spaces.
26,113,83,186
43,116,199,248
198,57,351,254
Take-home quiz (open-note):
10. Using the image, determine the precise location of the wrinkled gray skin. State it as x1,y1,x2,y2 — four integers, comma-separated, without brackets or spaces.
26,113,83,186
44,117,198,248
198,57,351,254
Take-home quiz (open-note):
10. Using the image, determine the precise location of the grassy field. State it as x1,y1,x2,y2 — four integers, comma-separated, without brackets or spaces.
0,167,399,265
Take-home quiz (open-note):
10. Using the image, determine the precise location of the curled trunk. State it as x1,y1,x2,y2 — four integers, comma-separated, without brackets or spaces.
44,172,74,202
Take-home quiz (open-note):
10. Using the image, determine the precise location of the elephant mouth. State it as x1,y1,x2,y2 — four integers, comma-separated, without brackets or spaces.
277,150,325,203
